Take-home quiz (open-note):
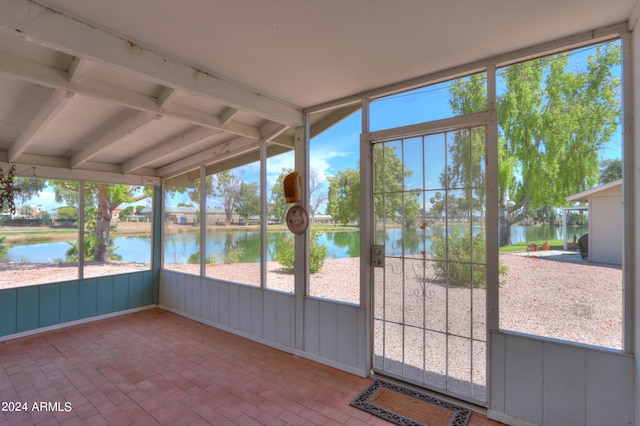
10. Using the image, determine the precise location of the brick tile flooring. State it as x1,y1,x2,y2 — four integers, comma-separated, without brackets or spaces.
0,308,503,425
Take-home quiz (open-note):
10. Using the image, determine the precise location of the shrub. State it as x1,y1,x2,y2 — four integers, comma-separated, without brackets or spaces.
430,228,506,288
275,230,327,274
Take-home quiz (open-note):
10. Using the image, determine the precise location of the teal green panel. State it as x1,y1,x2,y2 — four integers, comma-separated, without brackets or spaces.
96,276,114,315
78,279,97,319
59,281,79,323
39,284,60,327
152,186,161,304
0,289,17,336
128,273,142,308
16,286,39,332
113,276,128,311
141,271,153,305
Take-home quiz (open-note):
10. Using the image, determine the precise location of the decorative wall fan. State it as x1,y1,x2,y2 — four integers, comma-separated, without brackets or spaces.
0,164,21,215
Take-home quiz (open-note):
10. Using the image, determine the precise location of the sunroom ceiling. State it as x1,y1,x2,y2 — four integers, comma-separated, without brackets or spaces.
0,0,636,184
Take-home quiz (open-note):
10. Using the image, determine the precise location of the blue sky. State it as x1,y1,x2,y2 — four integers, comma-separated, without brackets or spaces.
21,40,623,215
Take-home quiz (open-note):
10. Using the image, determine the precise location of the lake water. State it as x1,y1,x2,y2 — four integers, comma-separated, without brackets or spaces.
1,225,587,264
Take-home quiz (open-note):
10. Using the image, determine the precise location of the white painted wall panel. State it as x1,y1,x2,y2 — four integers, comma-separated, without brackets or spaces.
586,350,633,426
304,298,320,355
263,291,277,342
177,273,186,313
209,281,220,324
276,293,292,347
590,196,623,264
229,285,240,330
159,271,367,377
505,335,544,425
489,332,506,414
319,301,339,361
250,289,264,338
182,276,194,315
337,304,358,367
543,343,587,426
192,277,202,318
490,333,634,426
218,282,230,327
200,279,210,322
239,287,252,334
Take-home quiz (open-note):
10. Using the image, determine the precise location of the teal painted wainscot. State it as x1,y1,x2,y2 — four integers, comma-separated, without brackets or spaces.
0,270,156,339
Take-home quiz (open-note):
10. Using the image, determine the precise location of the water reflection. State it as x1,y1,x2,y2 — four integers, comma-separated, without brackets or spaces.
2,225,588,264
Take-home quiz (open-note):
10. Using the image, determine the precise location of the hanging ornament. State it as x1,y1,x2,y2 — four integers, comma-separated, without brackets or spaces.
0,164,21,215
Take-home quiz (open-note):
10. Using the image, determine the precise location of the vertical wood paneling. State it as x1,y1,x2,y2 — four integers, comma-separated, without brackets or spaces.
59,281,79,323
39,284,60,328
177,274,186,313
276,293,292,347
239,287,252,334
128,273,143,308
209,280,220,323
357,307,367,371
489,332,506,413
171,273,179,310
543,343,587,426
184,275,193,315
0,289,17,336
505,336,543,425
586,350,634,425
193,277,202,317
159,271,169,306
319,301,338,361
17,286,39,332
250,289,264,338
113,276,128,312
201,279,210,322
337,304,358,367
304,298,320,355
78,279,97,319
229,285,240,329
218,282,230,326
263,291,277,342
142,270,153,306
96,276,113,315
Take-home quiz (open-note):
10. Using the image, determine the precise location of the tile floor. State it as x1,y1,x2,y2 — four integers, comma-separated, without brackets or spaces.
0,308,504,425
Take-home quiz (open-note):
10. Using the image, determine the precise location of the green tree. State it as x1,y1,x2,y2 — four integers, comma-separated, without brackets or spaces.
56,206,77,220
51,181,152,261
449,42,621,246
235,181,260,224
269,168,292,222
327,145,420,226
599,158,622,183
327,168,360,225
213,170,242,225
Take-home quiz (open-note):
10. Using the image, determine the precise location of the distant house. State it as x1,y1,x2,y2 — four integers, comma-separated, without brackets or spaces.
565,179,622,265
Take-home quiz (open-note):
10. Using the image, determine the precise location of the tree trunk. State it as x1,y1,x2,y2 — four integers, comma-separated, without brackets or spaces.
94,184,112,262
498,215,512,247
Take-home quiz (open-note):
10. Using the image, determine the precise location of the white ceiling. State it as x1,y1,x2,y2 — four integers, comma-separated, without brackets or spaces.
0,0,636,183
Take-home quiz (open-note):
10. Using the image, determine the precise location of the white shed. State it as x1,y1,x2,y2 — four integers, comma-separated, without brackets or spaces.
566,179,622,265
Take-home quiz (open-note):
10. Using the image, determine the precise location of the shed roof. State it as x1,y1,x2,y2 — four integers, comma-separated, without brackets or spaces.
565,179,622,203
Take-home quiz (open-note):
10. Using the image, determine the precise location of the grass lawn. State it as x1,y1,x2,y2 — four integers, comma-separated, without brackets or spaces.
499,239,564,253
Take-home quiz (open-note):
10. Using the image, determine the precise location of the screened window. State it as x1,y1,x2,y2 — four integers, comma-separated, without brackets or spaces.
497,39,623,349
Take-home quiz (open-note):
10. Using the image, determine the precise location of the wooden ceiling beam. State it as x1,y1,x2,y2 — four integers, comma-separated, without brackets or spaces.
70,111,160,169
0,0,303,126
8,90,74,163
121,127,222,174
0,50,262,139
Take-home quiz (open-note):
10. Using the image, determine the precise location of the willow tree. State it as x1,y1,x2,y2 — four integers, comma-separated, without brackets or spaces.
449,41,621,246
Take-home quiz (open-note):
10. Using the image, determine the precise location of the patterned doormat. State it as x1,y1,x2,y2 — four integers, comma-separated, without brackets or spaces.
350,379,471,426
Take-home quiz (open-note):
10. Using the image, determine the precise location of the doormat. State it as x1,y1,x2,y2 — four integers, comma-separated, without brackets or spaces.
350,379,471,426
